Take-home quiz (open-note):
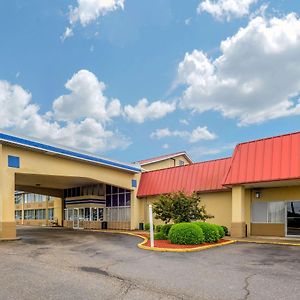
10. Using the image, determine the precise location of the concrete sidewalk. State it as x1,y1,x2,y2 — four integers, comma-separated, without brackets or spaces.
228,235,300,246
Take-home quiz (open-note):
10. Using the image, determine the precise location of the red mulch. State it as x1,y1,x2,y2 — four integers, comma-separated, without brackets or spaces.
138,233,229,249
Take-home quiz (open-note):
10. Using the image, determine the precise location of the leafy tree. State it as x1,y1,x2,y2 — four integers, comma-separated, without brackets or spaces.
152,191,213,224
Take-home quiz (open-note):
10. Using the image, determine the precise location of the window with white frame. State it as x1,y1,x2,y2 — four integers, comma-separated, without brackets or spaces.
251,201,285,224
106,185,131,222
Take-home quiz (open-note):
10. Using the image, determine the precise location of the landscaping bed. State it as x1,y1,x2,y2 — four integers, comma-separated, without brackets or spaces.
138,232,232,250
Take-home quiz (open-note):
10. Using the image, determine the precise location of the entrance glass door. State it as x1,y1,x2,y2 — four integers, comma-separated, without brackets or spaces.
73,208,84,229
287,201,300,236
73,208,79,229
78,208,84,229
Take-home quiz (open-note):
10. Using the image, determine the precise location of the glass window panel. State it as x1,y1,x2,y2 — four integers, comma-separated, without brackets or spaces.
15,210,22,220
82,186,88,196
112,186,118,194
268,202,285,223
92,208,98,221
112,194,118,206
125,193,131,206
119,188,125,194
48,208,54,220
25,209,35,220
84,208,90,220
68,209,74,220
119,194,125,206
106,195,112,207
251,202,267,223
35,209,46,219
106,185,112,195
98,208,103,221
87,186,93,195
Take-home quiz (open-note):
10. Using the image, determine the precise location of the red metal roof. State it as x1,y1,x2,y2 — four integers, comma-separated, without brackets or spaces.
136,151,193,165
137,157,231,197
223,131,300,186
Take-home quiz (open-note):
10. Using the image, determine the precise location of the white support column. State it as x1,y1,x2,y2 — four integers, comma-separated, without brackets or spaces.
149,204,154,248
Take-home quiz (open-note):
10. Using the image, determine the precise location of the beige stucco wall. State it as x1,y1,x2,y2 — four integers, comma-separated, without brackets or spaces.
142,155,191,171
252,185,300,202
0,144,140,238
248,185,300,237
139,191,232,230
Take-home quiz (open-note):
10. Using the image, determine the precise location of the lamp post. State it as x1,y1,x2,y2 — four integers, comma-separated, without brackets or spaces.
149,204,154,248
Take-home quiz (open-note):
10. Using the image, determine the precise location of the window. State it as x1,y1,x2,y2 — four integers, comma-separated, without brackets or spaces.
106,185,131,208
251,201,285,224
35,209,46,220
8,155,20,168
15,210,22,220
106,185,131,222
179,160,185,166
24,210,35,220
15,194,23,205
25,194,35,203
48,208,54,220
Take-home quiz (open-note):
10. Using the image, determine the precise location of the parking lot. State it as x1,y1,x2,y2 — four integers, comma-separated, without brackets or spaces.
0,227,299,300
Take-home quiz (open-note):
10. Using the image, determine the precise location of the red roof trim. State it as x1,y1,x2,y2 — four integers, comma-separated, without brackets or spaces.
223,131,300,186
137,157,232,197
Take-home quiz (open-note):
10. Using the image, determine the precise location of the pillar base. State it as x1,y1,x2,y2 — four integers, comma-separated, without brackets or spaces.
231,222,246,238
0,221,17,239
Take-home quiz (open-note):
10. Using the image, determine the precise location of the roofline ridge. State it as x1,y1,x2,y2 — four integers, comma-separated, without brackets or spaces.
137,150,193,165
142,156,232,174
236,130,300,147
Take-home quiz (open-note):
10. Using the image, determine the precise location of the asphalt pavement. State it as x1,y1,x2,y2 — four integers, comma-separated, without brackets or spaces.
0,226,299,300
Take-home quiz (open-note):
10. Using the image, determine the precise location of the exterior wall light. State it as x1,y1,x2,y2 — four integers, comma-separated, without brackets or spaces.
255,191,261,198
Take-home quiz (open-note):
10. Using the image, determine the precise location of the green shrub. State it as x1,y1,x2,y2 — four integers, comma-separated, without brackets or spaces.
215,225,225,239
221,226,229,236
195,222,220,243
161,224,173,236
144,223,155,231
154,232,167,240
155,225,162,233
168,223,204,245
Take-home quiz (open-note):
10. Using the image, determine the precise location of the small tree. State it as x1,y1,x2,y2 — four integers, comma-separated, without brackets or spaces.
152,191,213,224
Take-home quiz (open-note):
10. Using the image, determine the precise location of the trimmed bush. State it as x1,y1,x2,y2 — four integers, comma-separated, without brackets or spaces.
154,232,167,240
144,223,155,231
161,224,173,237
155,225,162,233
221,226,229,236
168,223,204,245
215,225,225,239
195,222,220,243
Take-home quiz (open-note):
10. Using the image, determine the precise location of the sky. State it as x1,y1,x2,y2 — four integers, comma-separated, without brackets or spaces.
0,0,300,164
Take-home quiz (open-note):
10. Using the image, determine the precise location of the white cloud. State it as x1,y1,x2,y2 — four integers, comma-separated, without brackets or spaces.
0,80,38,128
124,98,176,123
185,18,192,25
189,126,217,143
189,143,235,160
63,0,124,40
0,77,129,154
162,143,169,149
179,119,189,125
61,26,74,41
178,13,300,126
53,69,121,122
198,0,257,21
151,128,186,139
151,126,216,143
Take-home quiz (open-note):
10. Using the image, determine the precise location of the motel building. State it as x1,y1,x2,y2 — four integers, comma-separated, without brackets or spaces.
0,130,300,240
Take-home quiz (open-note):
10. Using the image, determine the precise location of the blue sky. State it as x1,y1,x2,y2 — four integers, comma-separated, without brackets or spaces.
0,0,300,163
